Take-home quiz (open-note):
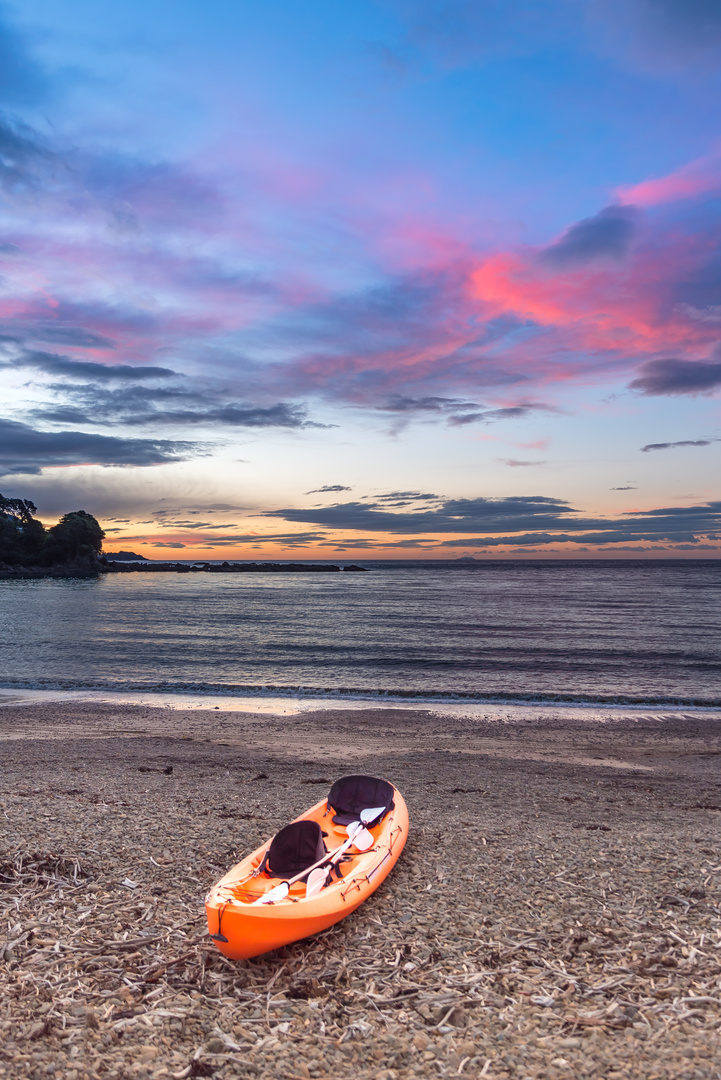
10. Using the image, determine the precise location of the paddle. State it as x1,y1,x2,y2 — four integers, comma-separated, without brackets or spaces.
303,807,386,898
252,807,385,907
304,821,378,896
357,805,387,828
252,822,366,906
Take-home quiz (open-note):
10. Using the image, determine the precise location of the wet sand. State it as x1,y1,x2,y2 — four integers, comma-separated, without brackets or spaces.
1,699,720,1080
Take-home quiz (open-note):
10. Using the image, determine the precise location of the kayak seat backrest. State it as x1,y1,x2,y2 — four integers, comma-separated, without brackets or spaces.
327,774,395,826
264,820,327,878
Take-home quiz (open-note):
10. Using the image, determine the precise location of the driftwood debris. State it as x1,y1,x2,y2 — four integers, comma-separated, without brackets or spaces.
1,703,720,1078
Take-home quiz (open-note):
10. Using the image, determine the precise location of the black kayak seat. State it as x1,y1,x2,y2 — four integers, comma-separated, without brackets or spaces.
262,820,327,879
327,774,395,826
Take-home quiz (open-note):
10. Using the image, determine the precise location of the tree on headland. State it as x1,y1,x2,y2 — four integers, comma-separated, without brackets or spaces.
0,494,104,567
0,494,47,565
47,510,105,564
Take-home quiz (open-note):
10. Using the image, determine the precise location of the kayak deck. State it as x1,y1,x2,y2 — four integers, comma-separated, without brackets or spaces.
205,785,408,959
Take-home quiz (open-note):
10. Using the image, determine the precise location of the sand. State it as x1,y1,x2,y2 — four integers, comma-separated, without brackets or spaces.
1,697,720,1080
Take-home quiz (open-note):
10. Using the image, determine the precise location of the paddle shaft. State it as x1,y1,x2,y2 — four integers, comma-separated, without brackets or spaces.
305,831,361,898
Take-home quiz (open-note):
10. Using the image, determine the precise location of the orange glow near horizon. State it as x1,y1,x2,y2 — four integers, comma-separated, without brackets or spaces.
100,530,721,562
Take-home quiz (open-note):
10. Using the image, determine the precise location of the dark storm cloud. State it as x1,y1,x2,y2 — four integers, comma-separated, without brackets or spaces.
29,383,199,425
445,411,490,426
166,403,327,429
0,419,198,475
305,485,352,494
148,531,328,548
376,396,528,428
629,357,721,395
30,375,328,430
265,495,581,534
35,399,322,430
438,532,679,547
377,396,482,413
540,205,639,265
641,439,717,451
447,405,541,426
370,491,439,501
630,502,721,526
155,520,237,530
20,351,178,381
375,396,548,427
361,491,441,508
151,506,244,517
266,493,721,545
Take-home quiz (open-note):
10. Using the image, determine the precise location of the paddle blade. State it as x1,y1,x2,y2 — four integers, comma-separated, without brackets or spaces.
304,866,329,899
252,880,289,906
351,826,375,851
360,806,386,826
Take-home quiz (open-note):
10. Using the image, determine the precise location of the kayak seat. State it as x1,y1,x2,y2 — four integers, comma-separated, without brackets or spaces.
261,820,327,879
327,774,395,826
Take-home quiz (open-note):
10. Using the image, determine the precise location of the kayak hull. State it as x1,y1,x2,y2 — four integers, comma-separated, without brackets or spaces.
205,783,408,960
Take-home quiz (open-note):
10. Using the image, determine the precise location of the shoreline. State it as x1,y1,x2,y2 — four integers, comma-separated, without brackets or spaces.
3,687,721,716
1,700,719,1079
0,560,367,580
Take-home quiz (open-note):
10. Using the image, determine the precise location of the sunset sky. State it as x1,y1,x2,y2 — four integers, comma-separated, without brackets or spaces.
2,0,721,558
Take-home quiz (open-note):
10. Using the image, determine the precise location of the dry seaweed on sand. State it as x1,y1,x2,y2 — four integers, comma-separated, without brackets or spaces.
1,701,720,1079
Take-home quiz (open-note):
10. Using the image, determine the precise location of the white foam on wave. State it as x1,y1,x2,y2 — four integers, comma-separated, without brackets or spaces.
1,685,719,725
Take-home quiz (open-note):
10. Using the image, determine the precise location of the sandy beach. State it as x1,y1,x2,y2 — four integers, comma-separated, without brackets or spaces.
1,697,720,1080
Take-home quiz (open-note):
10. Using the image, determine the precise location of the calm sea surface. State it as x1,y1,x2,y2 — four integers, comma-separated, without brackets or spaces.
0,561,720,707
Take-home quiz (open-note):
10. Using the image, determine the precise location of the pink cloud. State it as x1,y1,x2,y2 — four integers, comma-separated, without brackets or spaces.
617,147,721,207
466,219,720,372
5,123,721,413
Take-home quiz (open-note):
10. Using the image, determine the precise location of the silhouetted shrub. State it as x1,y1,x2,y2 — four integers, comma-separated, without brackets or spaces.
0,494,104,567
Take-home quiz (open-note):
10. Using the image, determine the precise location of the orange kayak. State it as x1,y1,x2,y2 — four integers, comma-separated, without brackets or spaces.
205,775,408,960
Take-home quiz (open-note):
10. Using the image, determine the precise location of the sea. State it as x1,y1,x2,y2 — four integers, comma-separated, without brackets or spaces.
0,560,720,715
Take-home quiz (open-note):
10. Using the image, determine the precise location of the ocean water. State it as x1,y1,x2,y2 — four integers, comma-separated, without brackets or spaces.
0,560,720,708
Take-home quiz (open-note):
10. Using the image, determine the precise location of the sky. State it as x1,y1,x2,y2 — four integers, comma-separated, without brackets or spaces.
1,0,721,559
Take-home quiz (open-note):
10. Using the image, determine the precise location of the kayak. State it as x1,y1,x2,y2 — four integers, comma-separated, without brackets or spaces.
205,775,408,960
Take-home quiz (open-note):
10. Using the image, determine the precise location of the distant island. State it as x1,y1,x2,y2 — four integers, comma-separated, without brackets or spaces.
0,492,368,577
104,551,148,561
